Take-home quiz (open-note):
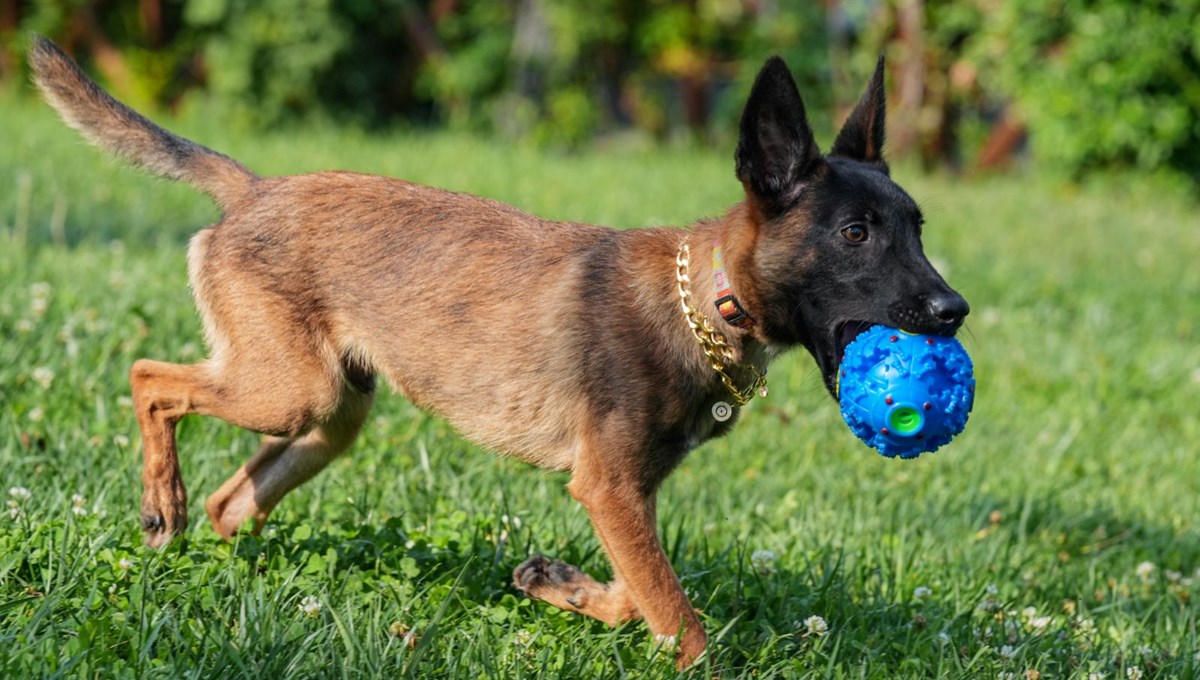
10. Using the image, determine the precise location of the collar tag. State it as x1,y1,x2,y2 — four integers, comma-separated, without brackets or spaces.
712,241,755,329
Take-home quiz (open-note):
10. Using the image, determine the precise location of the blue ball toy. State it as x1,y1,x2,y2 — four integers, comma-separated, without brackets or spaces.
837,326,975,459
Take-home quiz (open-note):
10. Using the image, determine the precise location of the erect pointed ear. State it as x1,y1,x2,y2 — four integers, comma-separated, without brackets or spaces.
735,56,822,219
831,55,888,167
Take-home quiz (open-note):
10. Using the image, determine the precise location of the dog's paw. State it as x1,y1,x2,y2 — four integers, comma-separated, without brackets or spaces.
141,514,183,548
141,485,188,548
513,556,591,607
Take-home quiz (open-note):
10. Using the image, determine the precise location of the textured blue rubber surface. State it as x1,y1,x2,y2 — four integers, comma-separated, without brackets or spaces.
837,326,975,459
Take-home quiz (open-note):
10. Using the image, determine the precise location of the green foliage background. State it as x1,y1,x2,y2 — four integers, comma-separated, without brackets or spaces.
969,0,1200,176
7,0,1197,180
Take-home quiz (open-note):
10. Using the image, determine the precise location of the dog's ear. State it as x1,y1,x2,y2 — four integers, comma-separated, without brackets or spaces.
830,56,888,168
735,57,822,219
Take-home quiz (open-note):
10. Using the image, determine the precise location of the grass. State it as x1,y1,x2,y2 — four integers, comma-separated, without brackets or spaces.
2,90,1200,679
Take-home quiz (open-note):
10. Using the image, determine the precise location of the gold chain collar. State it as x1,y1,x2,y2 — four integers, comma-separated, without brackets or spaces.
675,242,768,406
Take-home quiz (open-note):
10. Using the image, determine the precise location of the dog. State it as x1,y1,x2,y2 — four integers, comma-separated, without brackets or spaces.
30,36,967,667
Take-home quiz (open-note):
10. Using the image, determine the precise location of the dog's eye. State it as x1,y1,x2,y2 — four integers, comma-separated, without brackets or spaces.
841,224,869,243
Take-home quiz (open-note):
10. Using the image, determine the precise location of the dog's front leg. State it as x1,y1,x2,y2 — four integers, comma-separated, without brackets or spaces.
515,445,705,668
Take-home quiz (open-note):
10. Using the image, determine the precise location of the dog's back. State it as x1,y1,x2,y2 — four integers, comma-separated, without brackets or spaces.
197,169,677,469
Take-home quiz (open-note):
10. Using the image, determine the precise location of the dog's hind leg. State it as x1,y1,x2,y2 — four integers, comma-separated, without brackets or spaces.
205,377,375,538
130,351,344,547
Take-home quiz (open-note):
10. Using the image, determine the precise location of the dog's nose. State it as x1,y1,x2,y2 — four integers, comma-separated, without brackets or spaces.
927,292,969,332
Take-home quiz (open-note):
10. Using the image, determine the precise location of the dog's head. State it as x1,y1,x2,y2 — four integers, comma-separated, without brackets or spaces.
731,57,969,397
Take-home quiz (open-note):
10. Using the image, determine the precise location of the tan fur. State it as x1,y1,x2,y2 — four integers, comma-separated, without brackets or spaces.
31,37,790,667
29,38,253,208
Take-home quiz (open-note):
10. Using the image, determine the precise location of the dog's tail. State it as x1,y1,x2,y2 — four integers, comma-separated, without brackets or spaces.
28,36,256,210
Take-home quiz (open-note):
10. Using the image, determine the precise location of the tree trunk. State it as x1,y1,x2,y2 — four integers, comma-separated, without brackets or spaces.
0,0,18,78
890,0,925,156
140,0,162,46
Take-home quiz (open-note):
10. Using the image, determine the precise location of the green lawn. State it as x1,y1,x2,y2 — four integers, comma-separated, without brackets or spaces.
2,92,1199,679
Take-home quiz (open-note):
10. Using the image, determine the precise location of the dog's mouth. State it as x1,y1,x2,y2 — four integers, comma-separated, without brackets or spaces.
835,320,875,366
816,320,877,396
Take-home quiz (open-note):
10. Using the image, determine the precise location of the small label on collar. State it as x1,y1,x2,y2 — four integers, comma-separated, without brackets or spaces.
712,242,755,328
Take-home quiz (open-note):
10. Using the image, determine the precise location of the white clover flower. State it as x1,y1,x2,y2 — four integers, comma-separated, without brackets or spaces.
1126,667,1142,680
1135,561,1156,582
514,629,533,646
1087,673,1105,680
750,549,777,575
299,595,322,617
31,282,51,298
985,582,999,595
1028,616,1051,633
1165,570,1182,583
7,506,20,520
9,487,31,501
28,407,45,422
802,615,829,637
113,434,131,447
31,298,48,316
978,597,1000,613
72,506,88,517
118,557,133,570
998,644,1016,659
937,629,951,645
913,586,932,599
1075,617,1097,637
653,633,678,650
31,367,54,389
71,493,86,506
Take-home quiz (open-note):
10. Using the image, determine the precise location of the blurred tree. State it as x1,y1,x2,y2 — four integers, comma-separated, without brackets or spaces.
5,0,1197,181
4,0,830,141
970,0,1200,178
10,0,204,110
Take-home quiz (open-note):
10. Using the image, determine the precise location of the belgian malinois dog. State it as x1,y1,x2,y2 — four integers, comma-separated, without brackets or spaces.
31,36,967,666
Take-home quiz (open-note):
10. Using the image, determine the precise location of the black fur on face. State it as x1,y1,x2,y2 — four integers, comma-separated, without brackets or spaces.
737,56,969,397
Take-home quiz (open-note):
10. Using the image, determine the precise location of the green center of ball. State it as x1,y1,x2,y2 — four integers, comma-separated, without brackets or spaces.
889,406,922,435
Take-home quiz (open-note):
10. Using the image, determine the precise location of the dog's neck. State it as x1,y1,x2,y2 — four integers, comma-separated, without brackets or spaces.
679,214,775,371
